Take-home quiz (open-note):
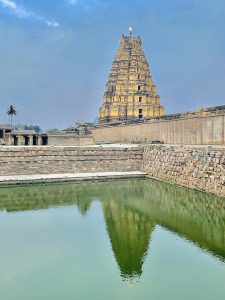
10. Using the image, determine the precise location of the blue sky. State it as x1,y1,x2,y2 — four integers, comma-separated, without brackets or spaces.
0,0,225,129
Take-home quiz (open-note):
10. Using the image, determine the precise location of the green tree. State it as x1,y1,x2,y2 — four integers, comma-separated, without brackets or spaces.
7,105,17,126
33,125,41,133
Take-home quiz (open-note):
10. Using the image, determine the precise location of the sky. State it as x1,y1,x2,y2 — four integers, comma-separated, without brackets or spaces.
0,0,225,129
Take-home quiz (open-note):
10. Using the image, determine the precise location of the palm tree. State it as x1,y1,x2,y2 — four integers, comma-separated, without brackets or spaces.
7,105,17,127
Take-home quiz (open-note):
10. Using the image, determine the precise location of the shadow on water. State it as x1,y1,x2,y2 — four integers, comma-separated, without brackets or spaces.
0,178,225,281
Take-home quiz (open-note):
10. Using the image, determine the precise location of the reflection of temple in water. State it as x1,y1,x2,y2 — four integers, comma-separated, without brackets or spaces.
103,201,154,279
0,179,225,281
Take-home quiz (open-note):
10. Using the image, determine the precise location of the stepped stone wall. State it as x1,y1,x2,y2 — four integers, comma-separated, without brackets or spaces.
141,144,225,197
0,145,142,176
0,144,225,198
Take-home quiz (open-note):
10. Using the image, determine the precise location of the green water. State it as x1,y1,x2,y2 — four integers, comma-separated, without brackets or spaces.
0,179,225,300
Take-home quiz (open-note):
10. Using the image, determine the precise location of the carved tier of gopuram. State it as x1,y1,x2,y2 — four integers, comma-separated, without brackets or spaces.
98,28,165,123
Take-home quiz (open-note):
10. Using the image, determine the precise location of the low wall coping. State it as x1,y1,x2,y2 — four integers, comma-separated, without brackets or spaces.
0,171,147,186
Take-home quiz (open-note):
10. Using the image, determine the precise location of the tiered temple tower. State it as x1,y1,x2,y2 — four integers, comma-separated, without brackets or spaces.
98,28,165,123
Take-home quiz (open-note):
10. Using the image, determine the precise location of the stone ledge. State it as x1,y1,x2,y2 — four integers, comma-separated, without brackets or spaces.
0,144,141,150
0,171,147,186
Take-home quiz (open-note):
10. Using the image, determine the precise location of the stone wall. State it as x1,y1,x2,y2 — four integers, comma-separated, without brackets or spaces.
92,107,225,145
48,134,93,146
0,145,142,176
46,106,225,146
141,144,225,197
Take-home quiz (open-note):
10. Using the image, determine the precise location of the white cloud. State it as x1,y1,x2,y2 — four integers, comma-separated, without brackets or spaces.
0,0,16,9
68,0,78,5
0,0,30,17
0,0,59,28
45,20,60,28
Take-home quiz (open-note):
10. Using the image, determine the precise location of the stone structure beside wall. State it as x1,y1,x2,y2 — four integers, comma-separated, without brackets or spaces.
47,124,93,146
0,127,48,146
5,132,48,146
141,144,225,197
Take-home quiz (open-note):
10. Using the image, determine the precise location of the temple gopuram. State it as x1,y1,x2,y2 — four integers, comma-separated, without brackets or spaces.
98,28,165,123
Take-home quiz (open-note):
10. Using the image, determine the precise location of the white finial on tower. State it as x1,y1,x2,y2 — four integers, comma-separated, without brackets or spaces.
129,26,133,37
